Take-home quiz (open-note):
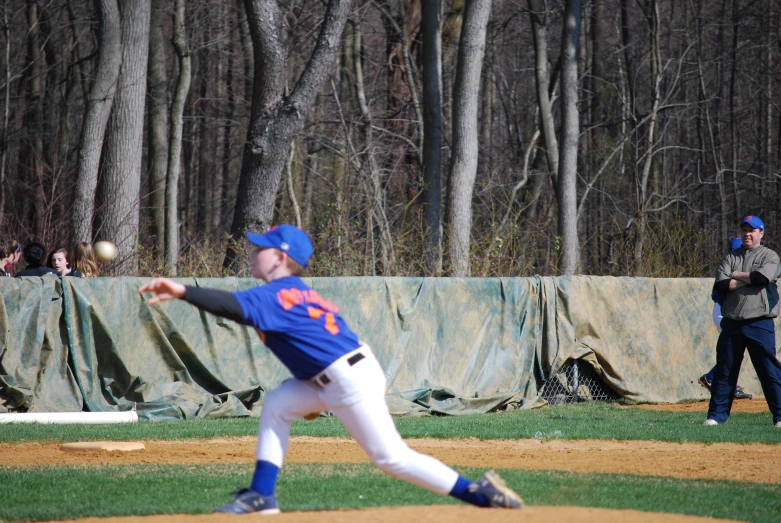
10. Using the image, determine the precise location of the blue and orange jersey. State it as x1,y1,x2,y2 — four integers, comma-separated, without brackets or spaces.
233,276,361,379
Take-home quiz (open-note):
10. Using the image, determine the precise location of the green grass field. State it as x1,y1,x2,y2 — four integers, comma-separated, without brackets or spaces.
2,403,780,522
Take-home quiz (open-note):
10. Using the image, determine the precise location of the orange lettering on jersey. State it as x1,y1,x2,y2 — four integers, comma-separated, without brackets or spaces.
307,306,323,320
324,312,339,334
277,287,340,313
277,288,303,310
307,306,339,335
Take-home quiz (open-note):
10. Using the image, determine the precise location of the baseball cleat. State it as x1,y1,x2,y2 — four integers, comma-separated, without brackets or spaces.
775,422,781,428
472,470,524,508
703,419,719,426
734,385,752,400
214,487,280,515
697,375,712,391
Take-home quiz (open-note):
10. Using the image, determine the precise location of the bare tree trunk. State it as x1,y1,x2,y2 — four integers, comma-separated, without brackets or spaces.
491,129,538,245
523,46,562,224
695,0,726,243
212,0,227,234
352,18,394,274
56,54,75,181
447,0,491,277
590,0,605,137
72,0,121,244
557,0,582,275
421,0,443,275
302,152,315,230
147,0,169,258
620,0,636,117
633,0,661,275
164,0,191,275
235,0,254,104
589,0,605,218
194,15,215,239
0,1,11,220
528,0,559,179
224,0,353,272
331,89,349,254
96,0,151,273
66,0,92,100
376,0,423,161
26,2,45,235
285,139,301,227
714,0,728,238
197,67,212,236
728,0,740,220
221,21,237,233
766,0,775,224
480,51,493,172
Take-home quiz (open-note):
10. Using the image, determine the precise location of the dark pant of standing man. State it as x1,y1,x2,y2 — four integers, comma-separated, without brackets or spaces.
707,318,781,424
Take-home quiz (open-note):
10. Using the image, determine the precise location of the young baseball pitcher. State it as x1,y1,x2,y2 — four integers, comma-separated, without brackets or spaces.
138,225,524,514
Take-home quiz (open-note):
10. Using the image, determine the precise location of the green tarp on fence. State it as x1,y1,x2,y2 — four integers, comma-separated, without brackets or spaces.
0,276,776,420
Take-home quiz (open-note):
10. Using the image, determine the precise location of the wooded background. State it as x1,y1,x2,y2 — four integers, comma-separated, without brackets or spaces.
0,0,778,278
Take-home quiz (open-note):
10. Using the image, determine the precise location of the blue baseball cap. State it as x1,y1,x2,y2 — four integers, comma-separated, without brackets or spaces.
740,215,765,231
729,238,743,250
246,225,313,268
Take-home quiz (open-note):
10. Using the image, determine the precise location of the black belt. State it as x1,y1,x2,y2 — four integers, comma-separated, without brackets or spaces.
317,352,365,386
348,352,365,366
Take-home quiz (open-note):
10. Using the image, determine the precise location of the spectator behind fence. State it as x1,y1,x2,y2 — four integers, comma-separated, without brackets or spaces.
50,247,81,277
16,241,57,277
0,239,21,276
71,242,100,278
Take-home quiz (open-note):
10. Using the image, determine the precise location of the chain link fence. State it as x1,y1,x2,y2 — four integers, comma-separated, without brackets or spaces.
539,359,620,406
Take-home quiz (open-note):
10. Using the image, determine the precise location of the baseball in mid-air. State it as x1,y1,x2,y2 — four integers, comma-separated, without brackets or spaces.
94,241,118,262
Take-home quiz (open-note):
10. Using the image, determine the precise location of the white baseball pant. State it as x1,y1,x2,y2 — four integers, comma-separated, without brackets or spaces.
255,345,459,495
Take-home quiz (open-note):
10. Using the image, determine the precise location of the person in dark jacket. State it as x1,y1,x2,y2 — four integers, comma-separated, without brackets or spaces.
16,241,57,277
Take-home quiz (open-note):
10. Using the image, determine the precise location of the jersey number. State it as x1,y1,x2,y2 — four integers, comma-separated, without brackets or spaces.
307,307,339,335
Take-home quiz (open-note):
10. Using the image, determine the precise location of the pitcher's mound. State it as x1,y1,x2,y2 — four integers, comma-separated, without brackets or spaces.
60,441,145,452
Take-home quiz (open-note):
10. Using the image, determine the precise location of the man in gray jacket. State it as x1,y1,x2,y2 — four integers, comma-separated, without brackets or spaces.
705,215,781,427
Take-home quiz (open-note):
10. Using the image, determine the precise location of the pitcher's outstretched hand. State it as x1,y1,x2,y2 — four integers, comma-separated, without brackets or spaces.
139,278,186,305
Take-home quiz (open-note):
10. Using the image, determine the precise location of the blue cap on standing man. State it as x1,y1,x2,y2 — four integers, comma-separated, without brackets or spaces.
246,225,313,268
741,215,765,231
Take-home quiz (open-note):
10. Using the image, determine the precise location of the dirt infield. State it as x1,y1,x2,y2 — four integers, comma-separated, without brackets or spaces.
619,398,768,413
42,505,742,523
4,421,774,523
3,434,778,484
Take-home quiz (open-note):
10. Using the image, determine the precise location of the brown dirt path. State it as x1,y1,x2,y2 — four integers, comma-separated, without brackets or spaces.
42,505,743,523
618,398,768,413
3,435,780,484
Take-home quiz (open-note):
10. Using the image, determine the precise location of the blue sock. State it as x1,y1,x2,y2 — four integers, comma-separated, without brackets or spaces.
449,475,489,507
706,367,716,381
249,460,279,496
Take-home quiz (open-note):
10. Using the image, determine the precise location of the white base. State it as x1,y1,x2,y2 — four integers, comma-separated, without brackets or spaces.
60,441,145,452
